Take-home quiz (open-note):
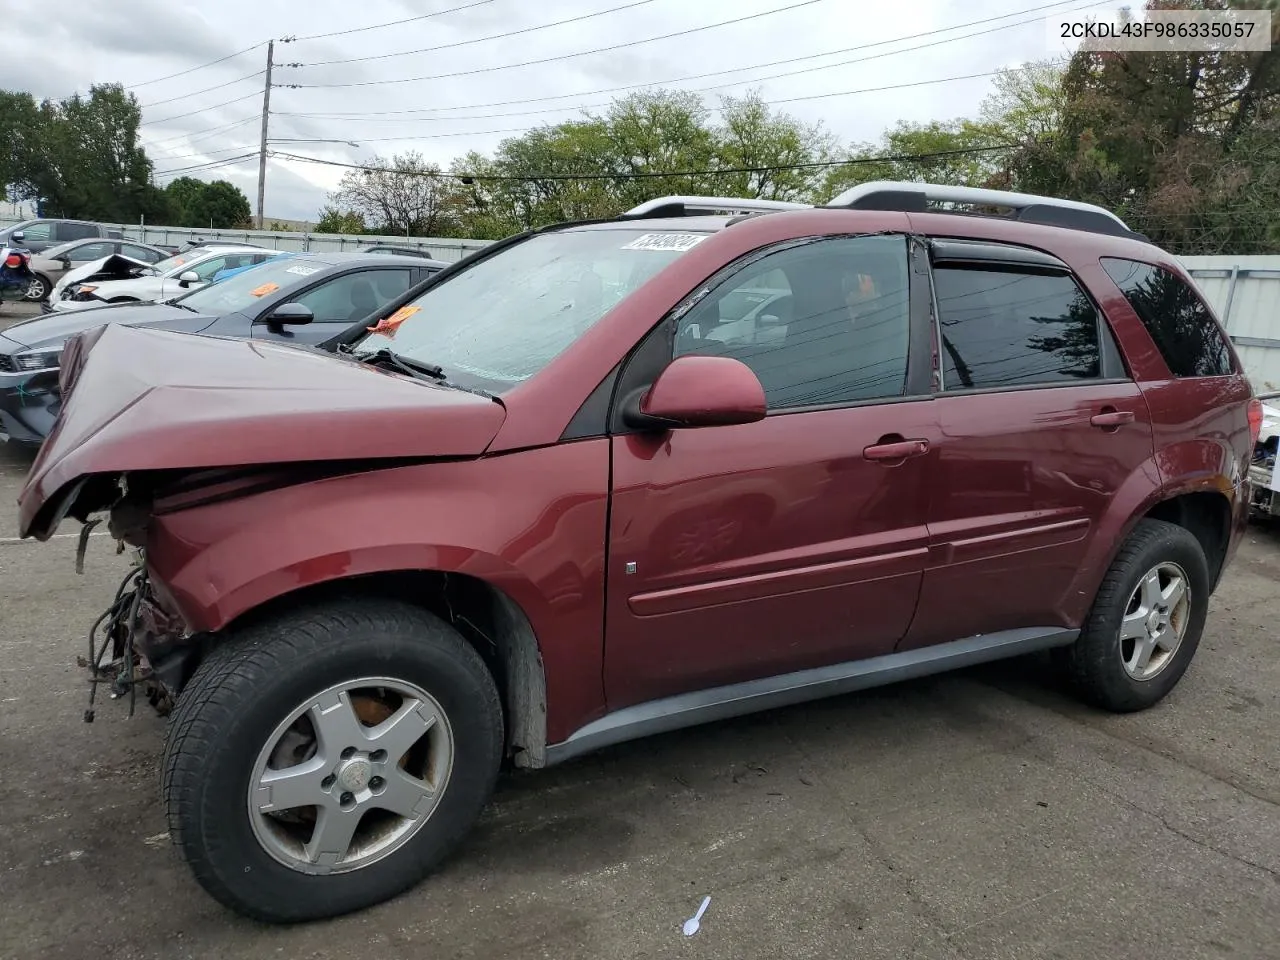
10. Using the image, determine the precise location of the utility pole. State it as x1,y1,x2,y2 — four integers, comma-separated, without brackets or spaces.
256,40,274,230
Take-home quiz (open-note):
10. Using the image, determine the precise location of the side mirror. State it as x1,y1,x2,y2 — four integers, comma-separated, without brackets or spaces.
178,270,201,287
265,302,314,326
624,355,766,430
10,232,24,244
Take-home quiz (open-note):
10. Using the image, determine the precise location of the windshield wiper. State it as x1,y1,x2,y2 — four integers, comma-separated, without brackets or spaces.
357,348,447,381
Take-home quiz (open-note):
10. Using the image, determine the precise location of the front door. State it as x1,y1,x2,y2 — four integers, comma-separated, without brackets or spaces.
900,243,1156,650
604,233,939,711
252,266,418,345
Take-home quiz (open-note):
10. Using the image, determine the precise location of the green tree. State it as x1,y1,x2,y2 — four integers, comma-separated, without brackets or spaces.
164,177,251,228
1006,0,1280,252
329,152,459,235
0,91,43,203
31,83,154,222
315,205,368,234
710,91,839,201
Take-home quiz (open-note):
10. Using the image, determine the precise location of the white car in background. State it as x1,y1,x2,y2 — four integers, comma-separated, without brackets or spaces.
49,245,284,312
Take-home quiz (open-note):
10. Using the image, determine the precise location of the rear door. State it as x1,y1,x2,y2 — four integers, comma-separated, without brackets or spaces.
899,239,1156,651
251,266,417,344
604,233,940,710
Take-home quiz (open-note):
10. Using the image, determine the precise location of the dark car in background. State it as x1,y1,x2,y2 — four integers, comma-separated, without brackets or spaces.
0,251,444,445
25,238,169,302
0,218,123,254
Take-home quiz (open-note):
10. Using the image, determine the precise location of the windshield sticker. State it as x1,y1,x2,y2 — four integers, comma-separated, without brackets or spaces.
621,233,706,252
249,282,280,297
285,265,321,276
367,304,420,336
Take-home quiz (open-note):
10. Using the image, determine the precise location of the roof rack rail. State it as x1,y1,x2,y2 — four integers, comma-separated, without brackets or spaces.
622,195,810,220
824,181,1147,241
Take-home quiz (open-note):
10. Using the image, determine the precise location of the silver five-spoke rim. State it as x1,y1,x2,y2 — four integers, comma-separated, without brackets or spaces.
248,677,454,875
1120,561,1191,681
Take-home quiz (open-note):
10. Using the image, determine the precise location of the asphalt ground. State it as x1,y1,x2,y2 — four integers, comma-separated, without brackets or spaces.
1,298,1278,960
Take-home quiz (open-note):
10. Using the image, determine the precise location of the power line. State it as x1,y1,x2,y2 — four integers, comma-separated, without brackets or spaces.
146,116,260,146
140,90,264,126
285,0,1087,115
293,0,835,88
303,0,662,67
287,0,499,43
139,70,266,109
269,141,1023,182
275,66,1046,146
153,152,261,178
126,41,268,90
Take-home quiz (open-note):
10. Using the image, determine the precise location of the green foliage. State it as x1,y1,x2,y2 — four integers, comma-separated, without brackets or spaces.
163,177,251,229
19,83,154,221
315,206,369,234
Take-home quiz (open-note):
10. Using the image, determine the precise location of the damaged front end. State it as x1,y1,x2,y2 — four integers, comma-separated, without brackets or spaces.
76,478,207,723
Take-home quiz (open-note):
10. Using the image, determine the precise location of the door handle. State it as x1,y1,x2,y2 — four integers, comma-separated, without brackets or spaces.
863,438,930,462
1090,409,1135,428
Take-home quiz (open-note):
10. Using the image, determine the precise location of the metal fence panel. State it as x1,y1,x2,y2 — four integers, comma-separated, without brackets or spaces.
0,215,492,262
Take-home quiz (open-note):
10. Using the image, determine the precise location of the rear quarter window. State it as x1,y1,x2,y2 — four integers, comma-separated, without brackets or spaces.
1100,258,1234,377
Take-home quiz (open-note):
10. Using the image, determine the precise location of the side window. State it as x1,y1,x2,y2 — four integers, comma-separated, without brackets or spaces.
59,222,100,241
17,221,52,241
122,243,162,263
933,267,1102,390
192,254,251,280
69,241,113,262
1100,257,1233,377
673,235,911,409
289,269,413,323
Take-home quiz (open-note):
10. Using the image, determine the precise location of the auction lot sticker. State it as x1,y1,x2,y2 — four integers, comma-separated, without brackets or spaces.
622,233,707,252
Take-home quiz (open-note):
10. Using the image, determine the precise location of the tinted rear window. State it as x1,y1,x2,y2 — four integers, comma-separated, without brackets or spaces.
1100,258,1233,377
933,267,1102,390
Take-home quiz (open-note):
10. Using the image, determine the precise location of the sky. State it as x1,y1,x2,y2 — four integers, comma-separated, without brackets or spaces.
4,0,1107,224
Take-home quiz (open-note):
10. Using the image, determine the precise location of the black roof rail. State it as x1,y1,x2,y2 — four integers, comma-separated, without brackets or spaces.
823,181,1149,242
621,195,810,220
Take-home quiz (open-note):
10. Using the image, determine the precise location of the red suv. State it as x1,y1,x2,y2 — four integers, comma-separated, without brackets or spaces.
17,183,1265,923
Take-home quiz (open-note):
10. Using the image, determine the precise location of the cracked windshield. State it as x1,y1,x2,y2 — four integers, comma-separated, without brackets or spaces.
353,229,704,389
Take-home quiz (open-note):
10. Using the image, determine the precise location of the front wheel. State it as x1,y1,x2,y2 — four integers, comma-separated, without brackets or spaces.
1056,518,1209,712
162,599,504,923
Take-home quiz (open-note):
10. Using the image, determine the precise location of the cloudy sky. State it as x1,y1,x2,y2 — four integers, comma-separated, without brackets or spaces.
7,0,1107,223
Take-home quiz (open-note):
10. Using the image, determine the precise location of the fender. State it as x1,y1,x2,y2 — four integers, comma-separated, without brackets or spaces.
1059,436,1241,623
143,441,612,744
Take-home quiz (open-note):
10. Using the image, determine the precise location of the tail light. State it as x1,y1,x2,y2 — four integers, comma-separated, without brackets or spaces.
4,253,23,269
1248,397,1263,447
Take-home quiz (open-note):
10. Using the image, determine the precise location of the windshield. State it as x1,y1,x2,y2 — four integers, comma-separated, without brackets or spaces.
174,256,324,315
150,248,214,277
352,228,706,390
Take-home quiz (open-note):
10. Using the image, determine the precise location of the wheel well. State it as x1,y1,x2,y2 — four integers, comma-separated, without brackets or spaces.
1143,492,1231,588
222,571,549,769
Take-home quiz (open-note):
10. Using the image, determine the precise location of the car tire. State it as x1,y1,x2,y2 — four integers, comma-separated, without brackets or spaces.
1056,518,1209,712
24,274,49,301
162,598,504,923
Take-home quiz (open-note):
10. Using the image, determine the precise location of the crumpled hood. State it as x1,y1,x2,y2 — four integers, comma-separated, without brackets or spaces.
0,302,202,348
17,324,506,540
54,253,152,294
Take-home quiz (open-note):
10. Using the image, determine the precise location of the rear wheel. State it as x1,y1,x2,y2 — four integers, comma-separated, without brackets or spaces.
1057,518,1209,712
162,599,504,923
24,274,49,301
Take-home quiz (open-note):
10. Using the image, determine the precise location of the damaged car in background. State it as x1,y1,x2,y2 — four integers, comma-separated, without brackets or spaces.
14,185,1265,926
48,244,283,312
1249,392,1280,521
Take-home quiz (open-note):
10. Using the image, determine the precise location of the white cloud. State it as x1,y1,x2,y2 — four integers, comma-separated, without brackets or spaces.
8,0,1071,222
